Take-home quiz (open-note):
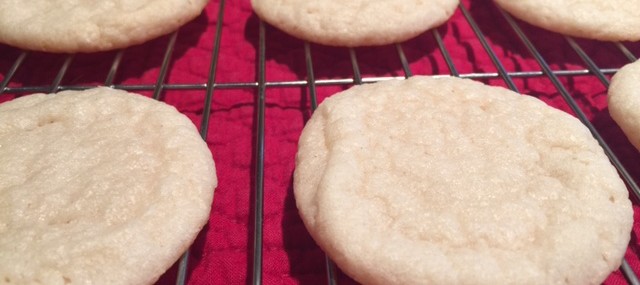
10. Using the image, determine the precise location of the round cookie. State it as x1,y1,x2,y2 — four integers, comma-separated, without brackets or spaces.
0,87,217,284
294,76,633,285
251,0,459,47
0,0,209,53
609,60,640,150
493,0,640,42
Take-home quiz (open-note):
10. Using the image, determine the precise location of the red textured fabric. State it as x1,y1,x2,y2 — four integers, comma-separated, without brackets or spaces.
1,0,640,284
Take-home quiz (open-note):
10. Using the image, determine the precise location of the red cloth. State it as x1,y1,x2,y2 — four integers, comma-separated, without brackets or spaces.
1,0,640,284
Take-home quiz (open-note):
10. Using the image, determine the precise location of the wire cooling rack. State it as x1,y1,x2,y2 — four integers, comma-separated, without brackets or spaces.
1,0,640,284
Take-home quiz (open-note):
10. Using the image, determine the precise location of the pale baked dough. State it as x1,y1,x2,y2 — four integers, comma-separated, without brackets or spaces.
0,0,209,53
251,0,459,47
294,76,633,285
494,0,640,42
609,60,640,150
0,87,216,284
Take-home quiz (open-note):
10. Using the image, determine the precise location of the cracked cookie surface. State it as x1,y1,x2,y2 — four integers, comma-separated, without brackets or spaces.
294,76,633,285
0,87,216,285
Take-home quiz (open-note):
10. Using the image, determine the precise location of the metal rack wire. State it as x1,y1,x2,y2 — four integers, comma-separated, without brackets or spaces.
1,0,639,284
